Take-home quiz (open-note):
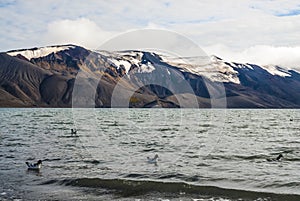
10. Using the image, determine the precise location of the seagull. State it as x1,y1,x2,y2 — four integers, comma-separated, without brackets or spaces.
25,160,42,170
147,154,159,164
267,154,283,162
71,129,77,135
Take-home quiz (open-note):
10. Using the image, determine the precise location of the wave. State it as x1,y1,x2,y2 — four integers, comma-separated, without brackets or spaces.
204,154,300,162
43,178,300,200
156,127,179,131
33,114,53,117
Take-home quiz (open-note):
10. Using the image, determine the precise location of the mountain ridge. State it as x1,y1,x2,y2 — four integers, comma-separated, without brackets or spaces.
1,44,299,108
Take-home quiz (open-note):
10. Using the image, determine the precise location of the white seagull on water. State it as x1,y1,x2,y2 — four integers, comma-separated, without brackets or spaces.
25,160,42,170
147,154,159,164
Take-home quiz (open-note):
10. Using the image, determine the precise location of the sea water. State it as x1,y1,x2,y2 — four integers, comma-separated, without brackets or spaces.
0,108,299,200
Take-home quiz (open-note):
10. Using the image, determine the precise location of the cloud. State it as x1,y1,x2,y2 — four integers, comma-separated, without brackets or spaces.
2,1,300,49
249,0,300,16
1,0,300,70
44,18,116,49
205,44,300,70
169,12,300,48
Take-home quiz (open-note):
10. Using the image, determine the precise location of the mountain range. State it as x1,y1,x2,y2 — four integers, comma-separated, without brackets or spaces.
0,44,299,108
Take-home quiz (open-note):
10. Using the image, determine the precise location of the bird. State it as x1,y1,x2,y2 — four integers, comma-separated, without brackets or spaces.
71,129,77,135
25,160,42,170
267,154,283,162
147,154,159,164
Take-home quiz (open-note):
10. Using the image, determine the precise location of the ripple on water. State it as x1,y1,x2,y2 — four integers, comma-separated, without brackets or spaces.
0,108,300,200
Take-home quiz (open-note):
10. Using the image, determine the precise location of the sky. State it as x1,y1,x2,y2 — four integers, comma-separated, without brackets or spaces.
1,0,300,69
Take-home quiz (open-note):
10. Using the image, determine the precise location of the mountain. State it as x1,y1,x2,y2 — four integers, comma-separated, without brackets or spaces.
0,44,299,108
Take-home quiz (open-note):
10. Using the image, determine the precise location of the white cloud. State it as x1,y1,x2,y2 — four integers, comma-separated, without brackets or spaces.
248,0,300,15
205,45,300,70
44,18,116,49
1,0,300,70
170,13,300,48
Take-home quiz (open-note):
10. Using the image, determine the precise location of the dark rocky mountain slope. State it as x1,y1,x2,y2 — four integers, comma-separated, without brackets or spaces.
1,45,299,108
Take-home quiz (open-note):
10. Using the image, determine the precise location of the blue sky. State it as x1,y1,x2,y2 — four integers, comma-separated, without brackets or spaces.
276,9,300,16
1,0,300,68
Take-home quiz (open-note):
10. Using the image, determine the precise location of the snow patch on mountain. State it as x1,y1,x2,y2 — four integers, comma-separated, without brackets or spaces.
95,49,293,83
139,61,156,73
108,58,132,72
7,45,75,60
208,56,241,84
160,54,241,84
262,65,291,77
160,53,293,84
97,50,156,73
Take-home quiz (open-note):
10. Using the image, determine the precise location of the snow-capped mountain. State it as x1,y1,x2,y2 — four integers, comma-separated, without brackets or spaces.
1,45,299,108
7,45,76,60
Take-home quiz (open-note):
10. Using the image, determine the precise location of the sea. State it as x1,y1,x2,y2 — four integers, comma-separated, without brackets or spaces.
0,108,299,201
